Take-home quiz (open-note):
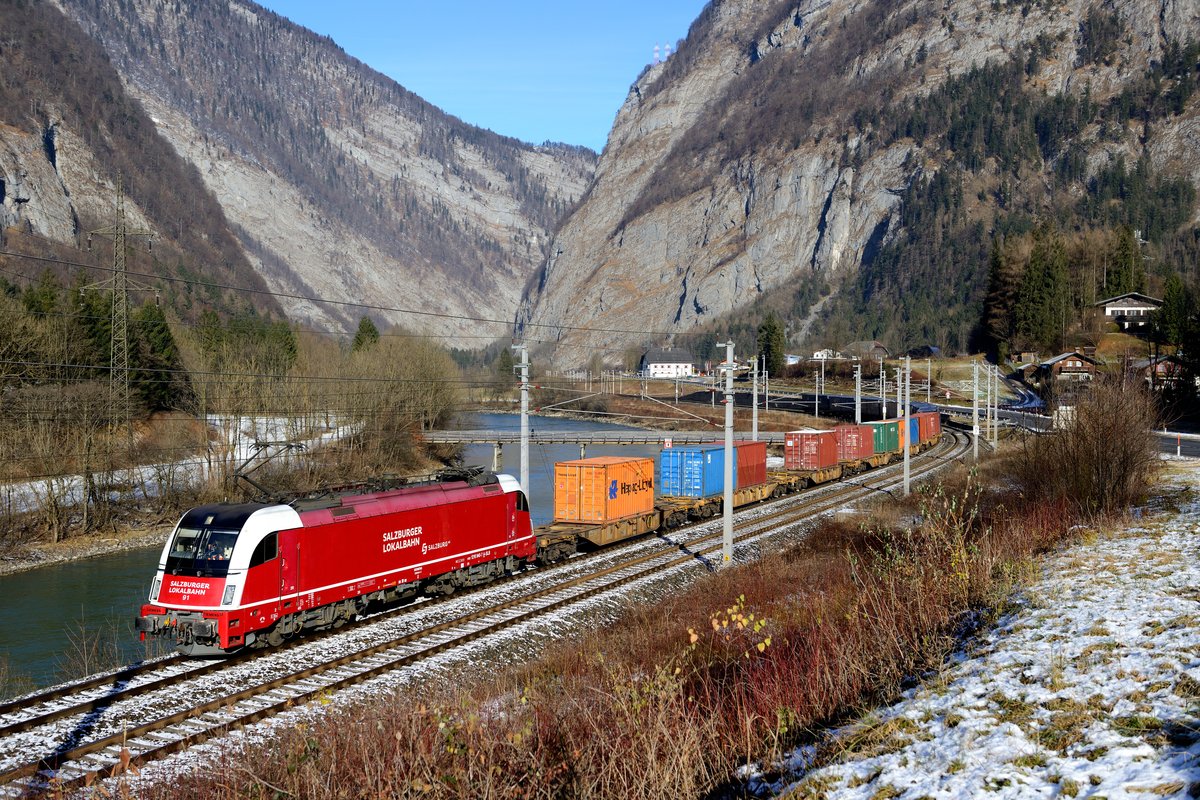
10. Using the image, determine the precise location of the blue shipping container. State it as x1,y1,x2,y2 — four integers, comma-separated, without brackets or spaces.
907,415,919,448
658,444,737,498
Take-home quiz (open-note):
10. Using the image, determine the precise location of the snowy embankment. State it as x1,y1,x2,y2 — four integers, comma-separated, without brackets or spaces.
758,460,1200,799
0,415,356,514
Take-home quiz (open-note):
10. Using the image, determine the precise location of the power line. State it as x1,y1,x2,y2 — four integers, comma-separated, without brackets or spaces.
0,248,681,337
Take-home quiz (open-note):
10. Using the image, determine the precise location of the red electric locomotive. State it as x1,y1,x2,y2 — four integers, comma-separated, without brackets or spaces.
136,472,534,655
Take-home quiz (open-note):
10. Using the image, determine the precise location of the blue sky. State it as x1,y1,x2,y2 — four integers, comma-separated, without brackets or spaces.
255,1,707,151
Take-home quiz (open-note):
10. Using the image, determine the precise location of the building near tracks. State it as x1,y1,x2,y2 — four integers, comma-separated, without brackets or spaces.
1026,351,1100,386
639,348,695,378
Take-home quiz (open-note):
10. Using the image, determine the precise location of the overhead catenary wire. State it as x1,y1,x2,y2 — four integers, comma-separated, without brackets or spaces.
0,248,682,338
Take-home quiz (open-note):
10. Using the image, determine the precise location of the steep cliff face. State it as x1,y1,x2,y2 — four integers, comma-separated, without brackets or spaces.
55,0,596,343
0,0,274,317
519,0,1200,366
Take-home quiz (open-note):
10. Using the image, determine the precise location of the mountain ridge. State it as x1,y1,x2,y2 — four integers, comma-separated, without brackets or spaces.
518,0,1200,366
53,0,597,343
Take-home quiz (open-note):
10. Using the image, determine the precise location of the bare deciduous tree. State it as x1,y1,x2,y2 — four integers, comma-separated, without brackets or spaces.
1013,377,1161,516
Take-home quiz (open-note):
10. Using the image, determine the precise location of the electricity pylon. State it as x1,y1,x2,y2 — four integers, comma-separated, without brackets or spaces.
86,176,153,441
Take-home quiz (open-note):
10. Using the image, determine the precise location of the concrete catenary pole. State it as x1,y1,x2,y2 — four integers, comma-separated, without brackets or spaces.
752,354,759,442
854,363,862,424
984,362,992,444
903,356,911,496
722,341,735,568
992,365,1000,445
880,359,888,419
814,360,821,420
514,344,530,499
895,367,902,425
972,359,980,462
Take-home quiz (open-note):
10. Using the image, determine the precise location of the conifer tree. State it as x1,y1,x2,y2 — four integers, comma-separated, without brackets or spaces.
1014,223,1068,351
351,316,380,352
131,300,192,411
1105,226,1141,297
757,312,786,378
1154,274,1191,348
983,236,1021,359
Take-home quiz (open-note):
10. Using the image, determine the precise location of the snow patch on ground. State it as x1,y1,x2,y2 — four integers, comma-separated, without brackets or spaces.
755,461,1200,799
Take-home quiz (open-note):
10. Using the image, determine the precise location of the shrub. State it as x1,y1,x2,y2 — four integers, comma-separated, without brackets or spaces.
1013,377,1160,516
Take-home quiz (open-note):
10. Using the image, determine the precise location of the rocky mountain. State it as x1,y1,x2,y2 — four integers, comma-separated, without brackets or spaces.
52,0,596,343
518,0,1200,367
0,0,276,317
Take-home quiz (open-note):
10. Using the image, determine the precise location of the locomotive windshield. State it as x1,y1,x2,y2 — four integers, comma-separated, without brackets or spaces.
165,526,240,577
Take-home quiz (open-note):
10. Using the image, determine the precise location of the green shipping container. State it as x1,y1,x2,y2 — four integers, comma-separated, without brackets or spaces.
864,420,900,455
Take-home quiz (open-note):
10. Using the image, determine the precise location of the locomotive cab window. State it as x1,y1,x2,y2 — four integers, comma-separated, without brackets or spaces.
515,492,529,512
249,533,278,567
166,526,239,577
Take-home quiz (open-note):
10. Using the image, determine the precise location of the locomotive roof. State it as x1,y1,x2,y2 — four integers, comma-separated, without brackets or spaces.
293,478,509,527
178,502,273,531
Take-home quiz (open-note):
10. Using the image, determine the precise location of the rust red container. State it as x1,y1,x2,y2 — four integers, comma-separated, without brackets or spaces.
734,440,768,488
554,456,656,523
833,425,875,461
784,430,838,470
917,412,941,444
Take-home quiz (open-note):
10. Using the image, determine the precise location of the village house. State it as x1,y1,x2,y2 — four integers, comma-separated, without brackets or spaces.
1031,351,1100,385
1093,292,1162,334
1128,354,1186,390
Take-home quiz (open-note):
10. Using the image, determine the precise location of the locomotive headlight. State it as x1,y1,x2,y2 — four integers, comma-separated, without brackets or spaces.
151,578,161,602
222,584,237,605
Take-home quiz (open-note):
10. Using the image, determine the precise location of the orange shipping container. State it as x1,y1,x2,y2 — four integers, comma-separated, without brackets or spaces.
554,456,656,524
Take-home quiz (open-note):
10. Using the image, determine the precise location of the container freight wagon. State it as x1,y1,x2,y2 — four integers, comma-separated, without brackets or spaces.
659,445,732,499
700,440,769,490
864,420,900,458
730,440,768,489
832,425,875,469
540,457,662,553
785,430,838,470
137,474,536,655
904,415,919,451
916,411,941,446
730,440,775,503
553,457,656,523
778,430,843,487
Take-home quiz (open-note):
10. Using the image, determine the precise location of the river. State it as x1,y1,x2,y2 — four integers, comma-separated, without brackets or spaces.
0,413,663,694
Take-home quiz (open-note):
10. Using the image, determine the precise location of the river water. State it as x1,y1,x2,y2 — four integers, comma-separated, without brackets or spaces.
0,413,664,693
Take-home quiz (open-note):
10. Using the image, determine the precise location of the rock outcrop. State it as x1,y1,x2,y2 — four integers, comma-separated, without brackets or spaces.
519,0,1200,366
54,0,596,344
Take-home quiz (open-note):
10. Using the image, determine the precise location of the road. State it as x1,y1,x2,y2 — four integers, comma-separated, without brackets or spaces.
678,387,1200,458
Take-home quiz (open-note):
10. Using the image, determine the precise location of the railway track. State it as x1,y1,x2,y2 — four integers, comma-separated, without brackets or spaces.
0,431,969,796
